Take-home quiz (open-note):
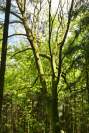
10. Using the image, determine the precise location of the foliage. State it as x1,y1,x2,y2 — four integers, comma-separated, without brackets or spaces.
0,0,89,133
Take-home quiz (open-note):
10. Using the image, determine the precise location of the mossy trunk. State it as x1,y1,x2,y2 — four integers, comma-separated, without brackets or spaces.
51,79,60,133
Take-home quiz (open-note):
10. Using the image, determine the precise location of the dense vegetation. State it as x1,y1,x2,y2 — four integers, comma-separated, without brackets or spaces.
0,0,89,133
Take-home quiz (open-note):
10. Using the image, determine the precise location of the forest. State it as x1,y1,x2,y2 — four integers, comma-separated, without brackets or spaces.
0,0,89,133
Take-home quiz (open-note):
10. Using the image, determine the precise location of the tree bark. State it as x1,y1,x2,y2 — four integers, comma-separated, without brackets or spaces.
51,79,60,133
0,0,11,126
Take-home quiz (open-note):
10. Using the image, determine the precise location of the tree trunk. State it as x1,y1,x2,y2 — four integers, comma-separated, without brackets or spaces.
51,79,60,133
0,0,11,126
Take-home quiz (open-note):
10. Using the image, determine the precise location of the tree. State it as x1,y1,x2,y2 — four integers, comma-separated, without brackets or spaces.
0,0,89,132
14,0,74,132
0,0,11,124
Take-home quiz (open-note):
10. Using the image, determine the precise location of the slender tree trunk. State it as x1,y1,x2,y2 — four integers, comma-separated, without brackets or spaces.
85,63,89,103
48,0,60,131
0,0,11,126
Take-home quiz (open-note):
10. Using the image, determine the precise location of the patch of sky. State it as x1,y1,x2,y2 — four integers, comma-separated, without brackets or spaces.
6,0,72,45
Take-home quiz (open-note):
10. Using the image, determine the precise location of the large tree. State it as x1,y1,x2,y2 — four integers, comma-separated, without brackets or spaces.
14,0,74,132
1,0,88,132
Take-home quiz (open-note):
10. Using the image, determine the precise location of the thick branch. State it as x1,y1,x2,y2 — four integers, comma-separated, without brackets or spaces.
11,47,50,61
0,33,27,42
0,5,22,20
11,47,32,58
